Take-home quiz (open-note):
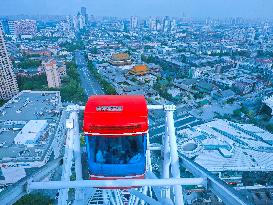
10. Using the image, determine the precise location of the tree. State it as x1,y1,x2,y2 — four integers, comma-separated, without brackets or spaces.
247,110,255,118
226,98,235,104
266,124,273,133
17,74,48,91
59,41,84,52
242,172,273,186
80,134,85,145
90,47,99,54
60,79,85,102
194,92,204,99
14,193,53,205
242,172,254,186
17,62,87,103
153,81,173,101
60,62,87,103
233,109,242,117
87,61,117,95
0,100,7,107
16,59,42,69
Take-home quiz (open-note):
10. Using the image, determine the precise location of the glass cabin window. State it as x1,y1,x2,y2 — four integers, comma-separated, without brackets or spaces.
92,135,145,165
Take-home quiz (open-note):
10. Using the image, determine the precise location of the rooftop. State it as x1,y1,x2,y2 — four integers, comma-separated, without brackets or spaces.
111,53,130,61
178,119,273,172
0,91,62,164
14,120,48,146
129,65,149,75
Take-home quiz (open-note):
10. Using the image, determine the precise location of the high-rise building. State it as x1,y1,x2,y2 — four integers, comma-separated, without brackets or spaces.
0,27,19,100
78,15,86,30
156,19,163,31
122,20,130,32
0,19,15,36
81,7,87,16
43,59,61,88
73,10,87,31
64,16,72,31
170,19,177,32
130,16,138,30
163,16,170,32
89,15,95,23
81,7,88,25
73,16,79,31
149,17,157,31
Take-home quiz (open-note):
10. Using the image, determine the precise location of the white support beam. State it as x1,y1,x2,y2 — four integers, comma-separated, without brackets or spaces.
148,143,162,151
107,190,116,205
128,189,161,205
145,172,173,205
0,158,63,205
71,111,84,205
165,105,184,205
145,172,162,201
103,190,109,205
114,190,123,205
78,106,85,111
146,132,153,173
147,105,164,110
0,102,254,205
141,186,148,205
58,113,75,205
179,154,252,205
28,178,206,190
162,115,171,199
72,112,82,181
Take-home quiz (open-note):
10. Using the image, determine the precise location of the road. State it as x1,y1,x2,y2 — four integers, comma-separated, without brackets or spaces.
74,51,104,96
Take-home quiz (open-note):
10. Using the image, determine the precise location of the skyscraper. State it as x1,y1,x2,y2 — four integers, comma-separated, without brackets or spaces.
0,27,19,100
65,16,72,31
81,7,86,15
170,19,177,32
156,19,163,31
73,16,79,31
163,16,170,32
81,7,88,25
78,15,86,30
130,16,138,30
73,8,88,31
123,20,130,32
149,17,156,31
0,19,15,36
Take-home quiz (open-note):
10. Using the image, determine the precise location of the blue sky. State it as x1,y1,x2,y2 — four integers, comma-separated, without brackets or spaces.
0,0,273,18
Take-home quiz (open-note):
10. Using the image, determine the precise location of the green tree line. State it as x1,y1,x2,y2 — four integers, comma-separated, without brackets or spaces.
14,193,53,205
17,62,87,103
16,59,42,69
60,62,87,103
59,41,85,52
87,61,117,95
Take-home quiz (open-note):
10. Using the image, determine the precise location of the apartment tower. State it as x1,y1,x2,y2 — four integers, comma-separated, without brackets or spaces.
43,59,61,88
0,27,19,100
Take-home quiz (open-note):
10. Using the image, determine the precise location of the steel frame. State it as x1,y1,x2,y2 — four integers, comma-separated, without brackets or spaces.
0,104,252,205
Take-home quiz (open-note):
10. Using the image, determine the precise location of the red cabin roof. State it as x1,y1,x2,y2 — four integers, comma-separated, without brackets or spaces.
83,95,148,136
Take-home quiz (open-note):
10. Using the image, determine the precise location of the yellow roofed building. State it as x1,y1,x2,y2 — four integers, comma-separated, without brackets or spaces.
109,53,132,66
129,65,149,75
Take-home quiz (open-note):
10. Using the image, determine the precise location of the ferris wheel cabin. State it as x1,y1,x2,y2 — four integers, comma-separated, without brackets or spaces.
83,95,148,180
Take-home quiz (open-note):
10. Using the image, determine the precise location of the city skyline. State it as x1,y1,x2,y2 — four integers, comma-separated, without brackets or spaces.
0,0,273,19
1,0,273,204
